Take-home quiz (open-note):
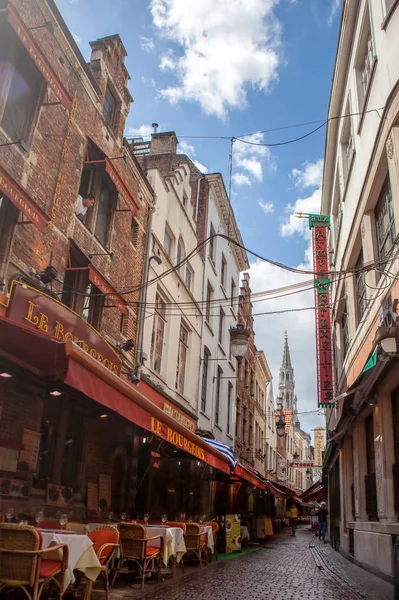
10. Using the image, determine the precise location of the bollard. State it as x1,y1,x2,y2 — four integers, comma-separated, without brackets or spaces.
395,536,399,600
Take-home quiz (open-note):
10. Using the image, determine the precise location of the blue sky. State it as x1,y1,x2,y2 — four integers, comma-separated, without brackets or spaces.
56,0,342,437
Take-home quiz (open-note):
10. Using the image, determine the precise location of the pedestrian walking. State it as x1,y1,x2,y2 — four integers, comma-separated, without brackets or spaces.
317,502,328,543
289,503,299,536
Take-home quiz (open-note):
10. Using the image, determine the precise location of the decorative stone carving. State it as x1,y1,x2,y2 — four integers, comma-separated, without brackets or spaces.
387,134,394,160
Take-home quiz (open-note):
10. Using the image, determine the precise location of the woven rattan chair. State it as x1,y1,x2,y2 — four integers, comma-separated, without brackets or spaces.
83,526,119,600
165,522,187,532
112,523,163,589
0,523,68,600
204,522,218,560
183,523,207,567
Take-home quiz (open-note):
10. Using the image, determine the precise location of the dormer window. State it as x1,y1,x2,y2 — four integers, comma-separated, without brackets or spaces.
103,85,116,127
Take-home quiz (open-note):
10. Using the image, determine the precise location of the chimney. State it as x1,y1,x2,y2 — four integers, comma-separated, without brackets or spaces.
150,131,178,155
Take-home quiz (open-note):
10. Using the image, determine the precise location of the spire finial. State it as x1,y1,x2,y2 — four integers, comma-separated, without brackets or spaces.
284,330,288,339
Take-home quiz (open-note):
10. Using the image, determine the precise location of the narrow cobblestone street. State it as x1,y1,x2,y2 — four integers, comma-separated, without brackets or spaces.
110,527,393,600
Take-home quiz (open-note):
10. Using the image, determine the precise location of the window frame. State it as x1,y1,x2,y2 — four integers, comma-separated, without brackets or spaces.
0,195,18,287
103,84,117,128
206,281,213,324
215,365,222,426
209,224,216,264
221,254,227,289
201,347,210,413
185,263,193,291
130,217,139,247
218,306,225,345
355,250,367,324
375,174,395,260
227,381,233,435
150,292,167,374
163,225,174,257
176,321,189,394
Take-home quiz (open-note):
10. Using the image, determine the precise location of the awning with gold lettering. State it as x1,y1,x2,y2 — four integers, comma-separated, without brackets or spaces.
88,265,128,315
6,4,71,109
0,166,49,232
105,158,138,216
0,316,230,474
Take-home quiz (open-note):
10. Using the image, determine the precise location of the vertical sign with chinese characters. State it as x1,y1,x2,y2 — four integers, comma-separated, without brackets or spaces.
309,215,334,408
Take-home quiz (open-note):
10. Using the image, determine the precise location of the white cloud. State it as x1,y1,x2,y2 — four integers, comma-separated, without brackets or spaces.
177,140,209,173
328,0,341,26
258,200,274,214
72,32,81,44
233,132,276,187
232,173,251,186
128,124,154,138
291,158,324,190
140,36,155,51
193,160,208,173
150,0,281,118
281,188,321,239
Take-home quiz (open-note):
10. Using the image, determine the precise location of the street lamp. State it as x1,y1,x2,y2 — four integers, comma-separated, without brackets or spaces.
276,417,286,438
229,323,250,362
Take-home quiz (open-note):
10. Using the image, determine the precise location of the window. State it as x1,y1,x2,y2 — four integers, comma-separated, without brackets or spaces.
78,140,117,245
177,237,185,276
355,10,374,110
355,250,367,323
375,175,395,259
341,302,350,358
209,224,216,263
62,243,104,330
164,226,173,256
176,322,189,393
218,307,225,345
201,348,210,412
231,279,236,309
243,406,247,444
221,254,227,288
150,292,166,373
244,361,249,388
227,382,233,435
185,264,193,291
103,85,116,126
206,281,213,323
215,366,222,426
131,218,139,247
94,178,115,247
0,25,44,144
236,399,241,439
182,190,188,208
341,105,354,183
0,195,18,286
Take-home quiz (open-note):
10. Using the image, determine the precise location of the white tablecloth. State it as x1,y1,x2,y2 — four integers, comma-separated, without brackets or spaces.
200,525,214,553
40,532,101,590
241,525,250,541
144,526,186,565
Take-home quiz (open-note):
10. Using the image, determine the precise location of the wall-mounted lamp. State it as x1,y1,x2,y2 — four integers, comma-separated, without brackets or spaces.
0,372,12,379
276,417,286,438
38,265,58,284
109,154,128,165
89,252,116,261
149,255,162,266
49,390,62,397
229,323,250,363
99,414,108,419
0,140,28,153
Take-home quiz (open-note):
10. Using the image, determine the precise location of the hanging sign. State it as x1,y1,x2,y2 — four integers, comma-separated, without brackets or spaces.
309,215,334,408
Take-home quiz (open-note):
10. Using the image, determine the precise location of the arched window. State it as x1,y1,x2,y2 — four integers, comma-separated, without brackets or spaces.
286,371,289,381
286,391,290,402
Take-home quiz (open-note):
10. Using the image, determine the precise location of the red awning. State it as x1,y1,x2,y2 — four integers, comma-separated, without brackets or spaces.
235,463,266,490
266,481,286,499
88,266,127,314
6,4,71,109
0,166,50,232
0,317,231,475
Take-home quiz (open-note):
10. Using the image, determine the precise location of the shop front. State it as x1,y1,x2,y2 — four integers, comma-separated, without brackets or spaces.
0,281,232,522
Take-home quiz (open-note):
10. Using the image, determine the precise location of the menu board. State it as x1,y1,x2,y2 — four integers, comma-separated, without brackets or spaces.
98,474,112,508
225,514,241,553
18,429,41,470
87,482,99,514
0,447,19,472
263,517,273,536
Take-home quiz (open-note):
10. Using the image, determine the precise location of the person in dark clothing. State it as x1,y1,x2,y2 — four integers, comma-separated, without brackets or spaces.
317,502,328,543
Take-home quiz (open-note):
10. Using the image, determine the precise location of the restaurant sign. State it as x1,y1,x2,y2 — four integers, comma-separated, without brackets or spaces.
139,380,197,433
6,281,121,375
149,417,205,460
289,461,314,468
309,215,334,408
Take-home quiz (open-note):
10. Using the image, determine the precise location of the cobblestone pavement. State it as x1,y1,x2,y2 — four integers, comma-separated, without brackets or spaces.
108,527,393,600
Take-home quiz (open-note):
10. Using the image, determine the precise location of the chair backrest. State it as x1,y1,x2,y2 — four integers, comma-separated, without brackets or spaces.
0,523,41,587
117,523,146,561
184,522,201,551
166,522,186,532
66,522,87,535
39,519,61,530
204,521,218,542
89,527,119,563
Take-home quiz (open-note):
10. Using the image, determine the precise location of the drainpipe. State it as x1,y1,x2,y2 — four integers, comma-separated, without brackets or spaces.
134,194,156,383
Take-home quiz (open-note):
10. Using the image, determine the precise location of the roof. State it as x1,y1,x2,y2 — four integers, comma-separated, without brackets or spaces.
283,408,293,434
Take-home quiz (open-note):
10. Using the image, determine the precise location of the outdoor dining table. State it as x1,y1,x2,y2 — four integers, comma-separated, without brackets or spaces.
40,531,102,591
144,525,186,568
200,525,214,553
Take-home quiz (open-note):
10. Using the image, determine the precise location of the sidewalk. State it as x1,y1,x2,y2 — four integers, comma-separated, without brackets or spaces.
107,527,393,600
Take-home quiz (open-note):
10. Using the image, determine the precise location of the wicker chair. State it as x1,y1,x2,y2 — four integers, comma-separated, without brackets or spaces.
112,523,163,589
83,526,119,600
204,522,218,560
66,522,87,535
0,523,68,600
165,522,187,532
183,523,207,567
